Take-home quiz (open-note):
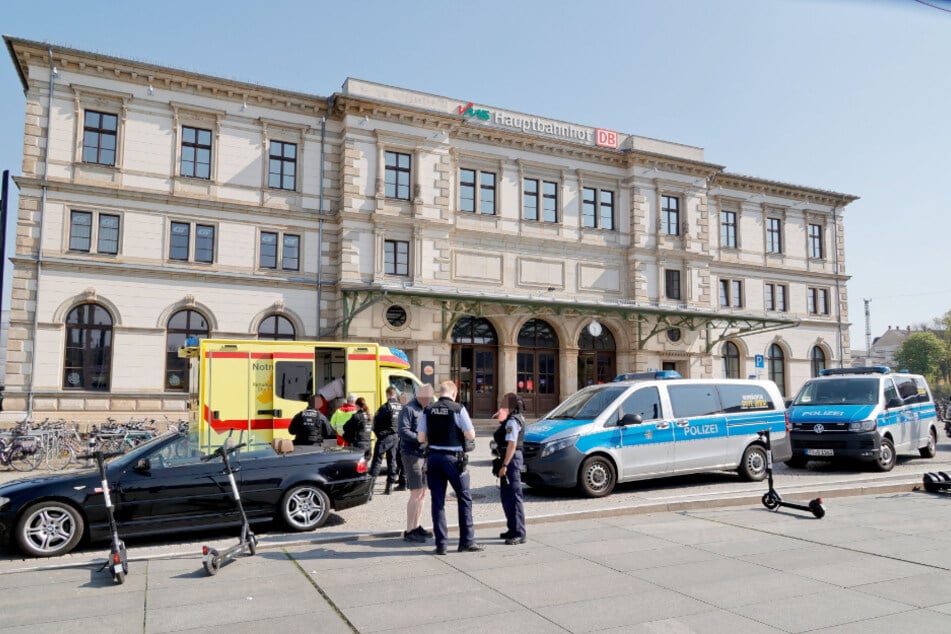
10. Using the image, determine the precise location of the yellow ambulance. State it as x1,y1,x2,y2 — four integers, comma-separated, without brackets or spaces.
179,339,422,450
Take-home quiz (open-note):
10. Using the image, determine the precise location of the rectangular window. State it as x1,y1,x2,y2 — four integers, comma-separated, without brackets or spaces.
766,283,789,311
460,168,496,215
720,211,737,248
69,211,93,252
97,214,120,255
582,187,615,230
82,110,118,165
542,181,558,222
665,269,682,300
268,141,297,190
170,222,190,260
808,287,830,315
808,223,824,259
259,231,300,271
181,126,212,179
385,151,411,200
523,178,539,221
719,279,743,307
766,217,783,253
384,239,409,276
662,195,680,236
170,221,215,263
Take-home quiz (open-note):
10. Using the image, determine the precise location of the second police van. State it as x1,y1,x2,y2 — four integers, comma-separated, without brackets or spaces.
785,366,939,471
521,372,791,497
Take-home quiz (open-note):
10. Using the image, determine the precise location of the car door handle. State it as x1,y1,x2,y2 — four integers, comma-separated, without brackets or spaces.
676,419,689,427
655,422,670,430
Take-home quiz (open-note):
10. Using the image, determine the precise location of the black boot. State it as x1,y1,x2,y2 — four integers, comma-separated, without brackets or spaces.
384,480,393,495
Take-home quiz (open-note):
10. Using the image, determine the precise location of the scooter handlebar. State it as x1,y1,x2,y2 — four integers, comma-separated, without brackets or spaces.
200,442,247,461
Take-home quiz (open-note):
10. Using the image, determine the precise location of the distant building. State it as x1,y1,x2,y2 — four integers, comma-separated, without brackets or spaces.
851,326,914,368
3,36,858,419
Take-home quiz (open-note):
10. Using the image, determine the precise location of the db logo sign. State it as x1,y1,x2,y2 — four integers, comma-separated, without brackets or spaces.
595,128,619,149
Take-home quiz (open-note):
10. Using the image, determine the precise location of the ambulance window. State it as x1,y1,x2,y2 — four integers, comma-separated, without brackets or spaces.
718,384,774,412
389,376,417,401
615,387,662,424
668,385,721,418
275,361,312,401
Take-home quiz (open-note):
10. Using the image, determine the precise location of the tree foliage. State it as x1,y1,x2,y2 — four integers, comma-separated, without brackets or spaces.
893,331,946,378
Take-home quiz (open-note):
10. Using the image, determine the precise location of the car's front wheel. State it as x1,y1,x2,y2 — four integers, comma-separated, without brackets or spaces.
281,484,331,531
578,456,616,498
739,444,768,481
15,501,84,557
874,438,896,472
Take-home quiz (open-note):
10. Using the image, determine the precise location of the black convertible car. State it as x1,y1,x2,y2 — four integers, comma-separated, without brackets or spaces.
0,430,371,557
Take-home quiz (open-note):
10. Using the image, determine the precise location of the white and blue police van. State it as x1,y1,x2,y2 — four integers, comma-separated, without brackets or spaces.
521,372,791,497
786,366,939,471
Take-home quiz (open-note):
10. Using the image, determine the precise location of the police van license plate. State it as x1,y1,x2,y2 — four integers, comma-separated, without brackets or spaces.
806,448,834,456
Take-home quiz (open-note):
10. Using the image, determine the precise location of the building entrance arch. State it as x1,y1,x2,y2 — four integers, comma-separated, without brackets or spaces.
518,319,560,416
450,317,498,417
577,324,616,389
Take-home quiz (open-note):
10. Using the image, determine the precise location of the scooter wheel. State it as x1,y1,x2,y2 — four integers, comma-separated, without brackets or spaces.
248,535,258,557
761,492,780,510
203,548,220,576
113,569,125,584
809,499,826,519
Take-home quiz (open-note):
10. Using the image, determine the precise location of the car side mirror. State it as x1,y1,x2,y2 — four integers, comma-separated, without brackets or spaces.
784,398,793,408
134,458,151,473
620,413,643,426
886,397,903,409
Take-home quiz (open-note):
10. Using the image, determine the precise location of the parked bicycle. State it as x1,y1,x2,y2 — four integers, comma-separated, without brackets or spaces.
0,432,43,471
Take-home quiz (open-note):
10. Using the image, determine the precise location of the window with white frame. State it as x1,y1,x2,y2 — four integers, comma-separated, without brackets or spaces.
765,283,788,312
69,210,120,255
808,223,824,259
720,210,737,248
169,221,215,263
459,167,496,215
384,239,409,276
259,231,301,271
268,141,297,191
661,195,680,236
582,187,615,230
522,178,559,223
766,217,783,254
82,110,118,166
385,151,411,200
181,126,212,179
807,287,830,315
719,279,743,307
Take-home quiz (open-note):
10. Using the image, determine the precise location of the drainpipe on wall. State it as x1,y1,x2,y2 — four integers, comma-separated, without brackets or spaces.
832,205,844,368
27,47,56,417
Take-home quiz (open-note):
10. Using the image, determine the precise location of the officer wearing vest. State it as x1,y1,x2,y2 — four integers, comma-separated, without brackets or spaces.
417,380,483,555
288,396,334,446
370,386,403,495
494,392,526,545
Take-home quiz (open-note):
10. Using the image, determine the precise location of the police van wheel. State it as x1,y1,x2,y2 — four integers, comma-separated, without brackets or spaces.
578,456,616,498
874,438,896,472
920,428,938,459
739,445,768,481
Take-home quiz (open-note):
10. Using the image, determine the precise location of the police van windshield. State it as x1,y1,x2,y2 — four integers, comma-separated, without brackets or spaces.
793,378,880,406
546,385,628,420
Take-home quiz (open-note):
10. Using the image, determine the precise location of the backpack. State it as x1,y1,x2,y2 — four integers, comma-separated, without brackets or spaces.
343,413,367,446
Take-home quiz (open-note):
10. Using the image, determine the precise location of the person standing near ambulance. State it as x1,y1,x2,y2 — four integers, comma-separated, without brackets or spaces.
288,395,334,446
399,383,434,542
370,386,402,495
329,393,359,445
417,380,483,555
494,392,526,545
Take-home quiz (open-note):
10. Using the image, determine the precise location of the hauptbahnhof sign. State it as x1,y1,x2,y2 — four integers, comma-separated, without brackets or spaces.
458,101,619,149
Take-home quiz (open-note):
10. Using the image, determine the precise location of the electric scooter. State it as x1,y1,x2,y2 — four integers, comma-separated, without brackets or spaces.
77,449,128,584
200,438,258,575
757,429,826,519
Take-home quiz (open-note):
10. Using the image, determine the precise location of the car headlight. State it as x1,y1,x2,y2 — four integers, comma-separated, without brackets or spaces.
540,435,579,458
849,420,877,432
0,496,9,511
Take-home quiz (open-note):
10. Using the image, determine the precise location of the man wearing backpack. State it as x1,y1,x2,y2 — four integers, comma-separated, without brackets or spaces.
370,386,402,495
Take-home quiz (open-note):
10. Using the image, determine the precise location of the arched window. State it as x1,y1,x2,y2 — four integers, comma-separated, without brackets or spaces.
517,319,560,415
63,303,113,391
258,314,296,340
451,316,498,344
577,324,616,388
165,309,209,391
767,343,786,395
722,341,741,379
810,346,827,377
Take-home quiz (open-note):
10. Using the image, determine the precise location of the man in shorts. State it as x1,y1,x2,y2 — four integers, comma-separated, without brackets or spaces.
397,383,434,542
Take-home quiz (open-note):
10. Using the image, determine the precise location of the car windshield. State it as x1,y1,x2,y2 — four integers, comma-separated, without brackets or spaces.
793,378,880,406
545,385,628,420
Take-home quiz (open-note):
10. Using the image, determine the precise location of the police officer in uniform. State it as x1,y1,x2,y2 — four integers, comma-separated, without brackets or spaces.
494,392,526,544
288,396,334,446
417,380,483,555
370,386,402,495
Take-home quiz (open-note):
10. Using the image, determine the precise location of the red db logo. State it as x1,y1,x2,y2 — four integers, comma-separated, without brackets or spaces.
595,128,619,149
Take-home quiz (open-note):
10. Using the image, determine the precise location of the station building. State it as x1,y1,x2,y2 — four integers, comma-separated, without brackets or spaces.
3,37,857,419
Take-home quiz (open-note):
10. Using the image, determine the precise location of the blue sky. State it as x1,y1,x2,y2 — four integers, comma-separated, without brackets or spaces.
1,0,949,351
